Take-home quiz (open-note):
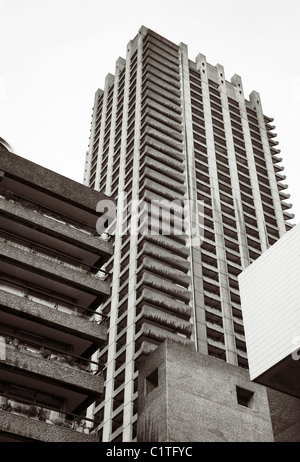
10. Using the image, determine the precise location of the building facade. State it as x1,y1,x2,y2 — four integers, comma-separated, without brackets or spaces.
0,146,113,441
83,26,294,442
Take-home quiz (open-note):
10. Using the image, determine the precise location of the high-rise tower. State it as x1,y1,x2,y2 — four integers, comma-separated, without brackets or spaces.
83,26,294,442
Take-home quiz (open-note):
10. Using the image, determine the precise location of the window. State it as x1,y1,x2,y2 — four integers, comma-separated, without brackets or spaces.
145,368,158,395
236,386,255,409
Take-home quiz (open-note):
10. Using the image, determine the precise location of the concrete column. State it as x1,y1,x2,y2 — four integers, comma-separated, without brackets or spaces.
83,88,103,186
121,28,145,442
105,57,126,196
195,55,237,366
249,90,287,238
179,43,206,354
231,77,269,254
101,48,133,443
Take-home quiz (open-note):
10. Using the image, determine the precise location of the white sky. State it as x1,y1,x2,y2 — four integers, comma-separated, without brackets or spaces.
1,0,300,222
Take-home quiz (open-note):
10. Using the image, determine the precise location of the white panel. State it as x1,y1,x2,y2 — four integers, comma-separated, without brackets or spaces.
239,223,300,380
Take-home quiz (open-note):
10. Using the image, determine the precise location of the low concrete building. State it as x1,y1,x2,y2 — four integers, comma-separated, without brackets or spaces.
0,146,113,441
137,341,275,442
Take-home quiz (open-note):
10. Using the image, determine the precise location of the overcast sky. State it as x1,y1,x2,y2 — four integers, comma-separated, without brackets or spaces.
1,0,299,222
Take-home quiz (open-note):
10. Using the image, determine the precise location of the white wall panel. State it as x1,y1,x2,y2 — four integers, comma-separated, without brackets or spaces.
239,223,300,380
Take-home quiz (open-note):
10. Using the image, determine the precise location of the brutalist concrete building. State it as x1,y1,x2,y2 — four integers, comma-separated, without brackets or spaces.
0,145,113,441
137,341,276,442
83,26,297,442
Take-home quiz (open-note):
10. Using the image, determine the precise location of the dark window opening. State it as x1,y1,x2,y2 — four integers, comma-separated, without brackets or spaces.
145,368,158,395
236,386,255,409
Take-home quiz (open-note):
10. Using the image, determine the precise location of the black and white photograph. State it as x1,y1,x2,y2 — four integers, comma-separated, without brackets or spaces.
0,0,299,450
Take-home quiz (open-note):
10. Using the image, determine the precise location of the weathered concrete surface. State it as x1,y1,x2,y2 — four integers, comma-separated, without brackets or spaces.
0,410,98,442
267,387,300,442
137,341,275,442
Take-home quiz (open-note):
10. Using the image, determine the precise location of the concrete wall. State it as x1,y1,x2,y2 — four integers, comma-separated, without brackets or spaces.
137,341,275,442
267,387,300,442
0,148,110,213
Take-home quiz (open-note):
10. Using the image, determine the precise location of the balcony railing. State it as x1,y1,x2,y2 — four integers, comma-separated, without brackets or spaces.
0,331,104,375
0,233,109,281
0,393,99,435
0,187,112,241
0,280,108,325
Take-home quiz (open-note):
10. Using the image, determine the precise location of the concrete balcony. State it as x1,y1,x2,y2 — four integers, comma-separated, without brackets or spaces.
145,106,182,132
272,154,282,163
141,257,190,288
279,191,291,200
0,238,110,308
274,164,284,173
143,144,184,172
0,148,113,233
144,125,183,153
0,408,98,442
144,41,179,65
1,346,104,395
0,194,113,267
143,114,183,141
143,136,184,165
143,233,189,257
283,210,295,220
143,64,180,90
143,166,185,194
144,53,180,80
277,182,289,191
143,96,182,123
138,288,192,320
144,80,181,108
143,156,185,185
265,123,276,131
146,31,179,54
144,74,181,99
143,50,179,74
0,289,106,344
143,88,181,115
136,322,194,350
142,178,185,202
140,272,191,303
137,304,193,337
141,191,187,228
141,241,190,272
275,172,287,182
